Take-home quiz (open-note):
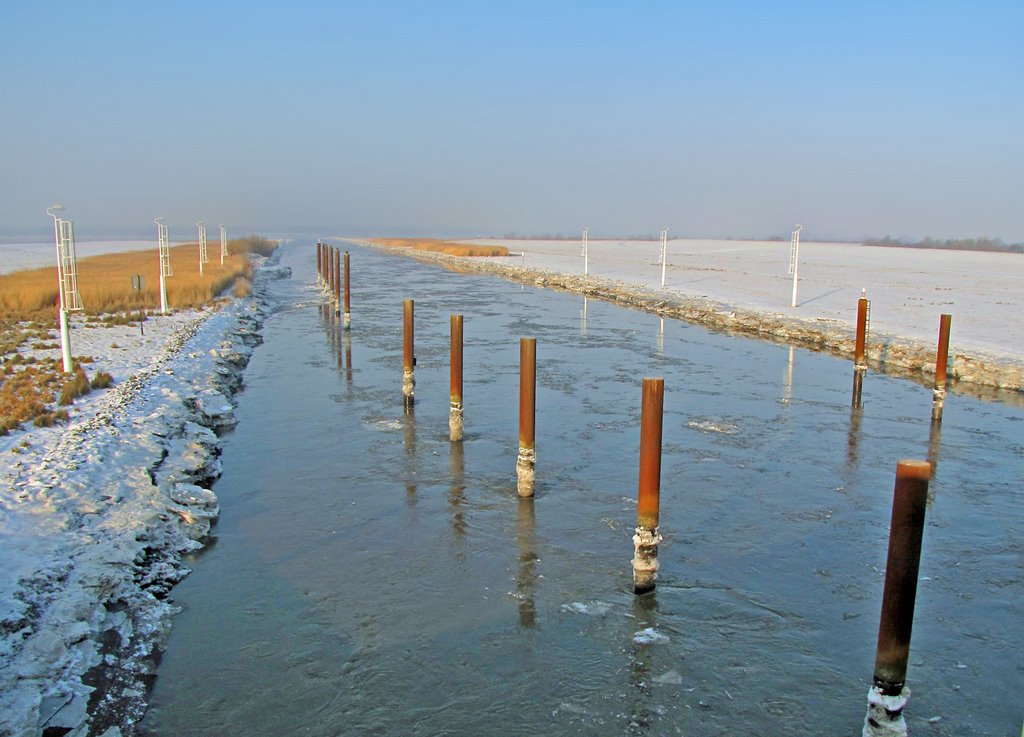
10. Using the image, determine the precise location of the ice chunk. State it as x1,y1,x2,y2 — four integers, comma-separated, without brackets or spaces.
633,627,670,645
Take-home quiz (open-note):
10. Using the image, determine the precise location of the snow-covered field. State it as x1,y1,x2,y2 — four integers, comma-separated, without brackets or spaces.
0,247,289,737
433,238,1023,392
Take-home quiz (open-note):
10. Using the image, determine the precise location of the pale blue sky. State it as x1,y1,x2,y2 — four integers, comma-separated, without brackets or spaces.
1,1,1021,241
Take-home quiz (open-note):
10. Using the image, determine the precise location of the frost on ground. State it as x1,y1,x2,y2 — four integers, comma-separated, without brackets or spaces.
0,257,289,737
362,238,1024,393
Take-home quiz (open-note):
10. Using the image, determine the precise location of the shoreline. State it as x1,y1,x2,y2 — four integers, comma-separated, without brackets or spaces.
0,255,289,737
357,239,1024,400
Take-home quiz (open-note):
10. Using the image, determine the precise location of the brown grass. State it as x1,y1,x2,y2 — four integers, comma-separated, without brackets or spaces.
0,236,276,436
0,235,276,322
0,363,60,435
371,238,509,258
58,366,91,406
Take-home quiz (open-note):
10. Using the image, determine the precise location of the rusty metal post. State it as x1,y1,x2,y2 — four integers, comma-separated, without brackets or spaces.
323,243,330,293
322,243,329,291
343,250,351,329
334,248,342,313
516,337,537,497
450,314,464,441
403,299,415,408
316,240,322,284
863,459,931,737
633,377,665,595
328,245,336,298
932,314,952,421
855,293,869,369
852,292,869,408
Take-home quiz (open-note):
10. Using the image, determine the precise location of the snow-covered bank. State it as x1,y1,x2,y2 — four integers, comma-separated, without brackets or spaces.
360,238,1024,394
0,257,290,737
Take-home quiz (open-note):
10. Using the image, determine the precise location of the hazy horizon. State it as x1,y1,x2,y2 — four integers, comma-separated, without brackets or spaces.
2,2,1021,243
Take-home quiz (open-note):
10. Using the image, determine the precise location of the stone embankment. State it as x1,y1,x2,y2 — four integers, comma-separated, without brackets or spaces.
0,258,290,737
368,243,1024,397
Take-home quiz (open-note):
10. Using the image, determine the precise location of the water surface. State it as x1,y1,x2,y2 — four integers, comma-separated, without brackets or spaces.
141,243,1023,736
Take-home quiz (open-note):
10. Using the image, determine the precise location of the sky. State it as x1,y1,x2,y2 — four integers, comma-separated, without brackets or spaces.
1,1,1021,242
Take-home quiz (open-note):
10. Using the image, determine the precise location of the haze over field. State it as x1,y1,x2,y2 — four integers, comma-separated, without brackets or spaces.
1,2,1021,242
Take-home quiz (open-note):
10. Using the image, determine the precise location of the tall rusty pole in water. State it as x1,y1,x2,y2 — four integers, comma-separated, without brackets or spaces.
863,459,931,737
316,241,322,285
325,244,333,297
932,314,952,421
403,299,415,408
343,250,351,329
450,314,464,441
633,377,665,595
334,248,341,313
517,337,537,497
855,290,869,369
853,290,869,407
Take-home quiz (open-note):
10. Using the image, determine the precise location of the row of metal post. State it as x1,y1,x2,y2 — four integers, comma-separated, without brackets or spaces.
852,289,953,424
317,246,948,735
317,240,351,328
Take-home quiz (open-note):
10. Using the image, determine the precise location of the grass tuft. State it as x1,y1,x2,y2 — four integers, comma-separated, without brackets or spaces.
90,372,114,390
58,367,91,406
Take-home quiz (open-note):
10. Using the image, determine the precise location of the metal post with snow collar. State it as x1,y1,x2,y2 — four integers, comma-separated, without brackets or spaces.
633,377,664,595
863,459,931,737
853,290,869,407
450,314,464,441
334,248,341,313
343,250,351,329
403,299,415,408
855,290,869,370
327,245,335,298
516,337,537,497
932,314,952,421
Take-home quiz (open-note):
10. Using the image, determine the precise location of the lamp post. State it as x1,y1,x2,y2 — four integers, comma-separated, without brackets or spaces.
46,205,74,373
155,217,171,315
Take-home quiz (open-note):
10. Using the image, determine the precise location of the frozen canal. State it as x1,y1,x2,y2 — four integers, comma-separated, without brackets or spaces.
140,243,1022,736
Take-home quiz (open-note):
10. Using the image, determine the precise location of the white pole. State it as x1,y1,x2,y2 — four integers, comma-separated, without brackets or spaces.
156,217,170,315
220,224,227,265
197,221,207,276
582,226,589,275
660,227,669,288
47,205,74,373
790,224,803,308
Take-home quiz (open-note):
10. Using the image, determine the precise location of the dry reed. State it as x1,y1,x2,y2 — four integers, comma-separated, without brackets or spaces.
371,238,509,258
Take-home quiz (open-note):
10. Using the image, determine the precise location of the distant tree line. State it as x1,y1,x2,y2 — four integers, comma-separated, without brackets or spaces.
863,236,1023,254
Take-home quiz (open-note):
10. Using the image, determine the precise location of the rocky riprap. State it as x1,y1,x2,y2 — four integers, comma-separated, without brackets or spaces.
0,256,287,737
372,244,1024,395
